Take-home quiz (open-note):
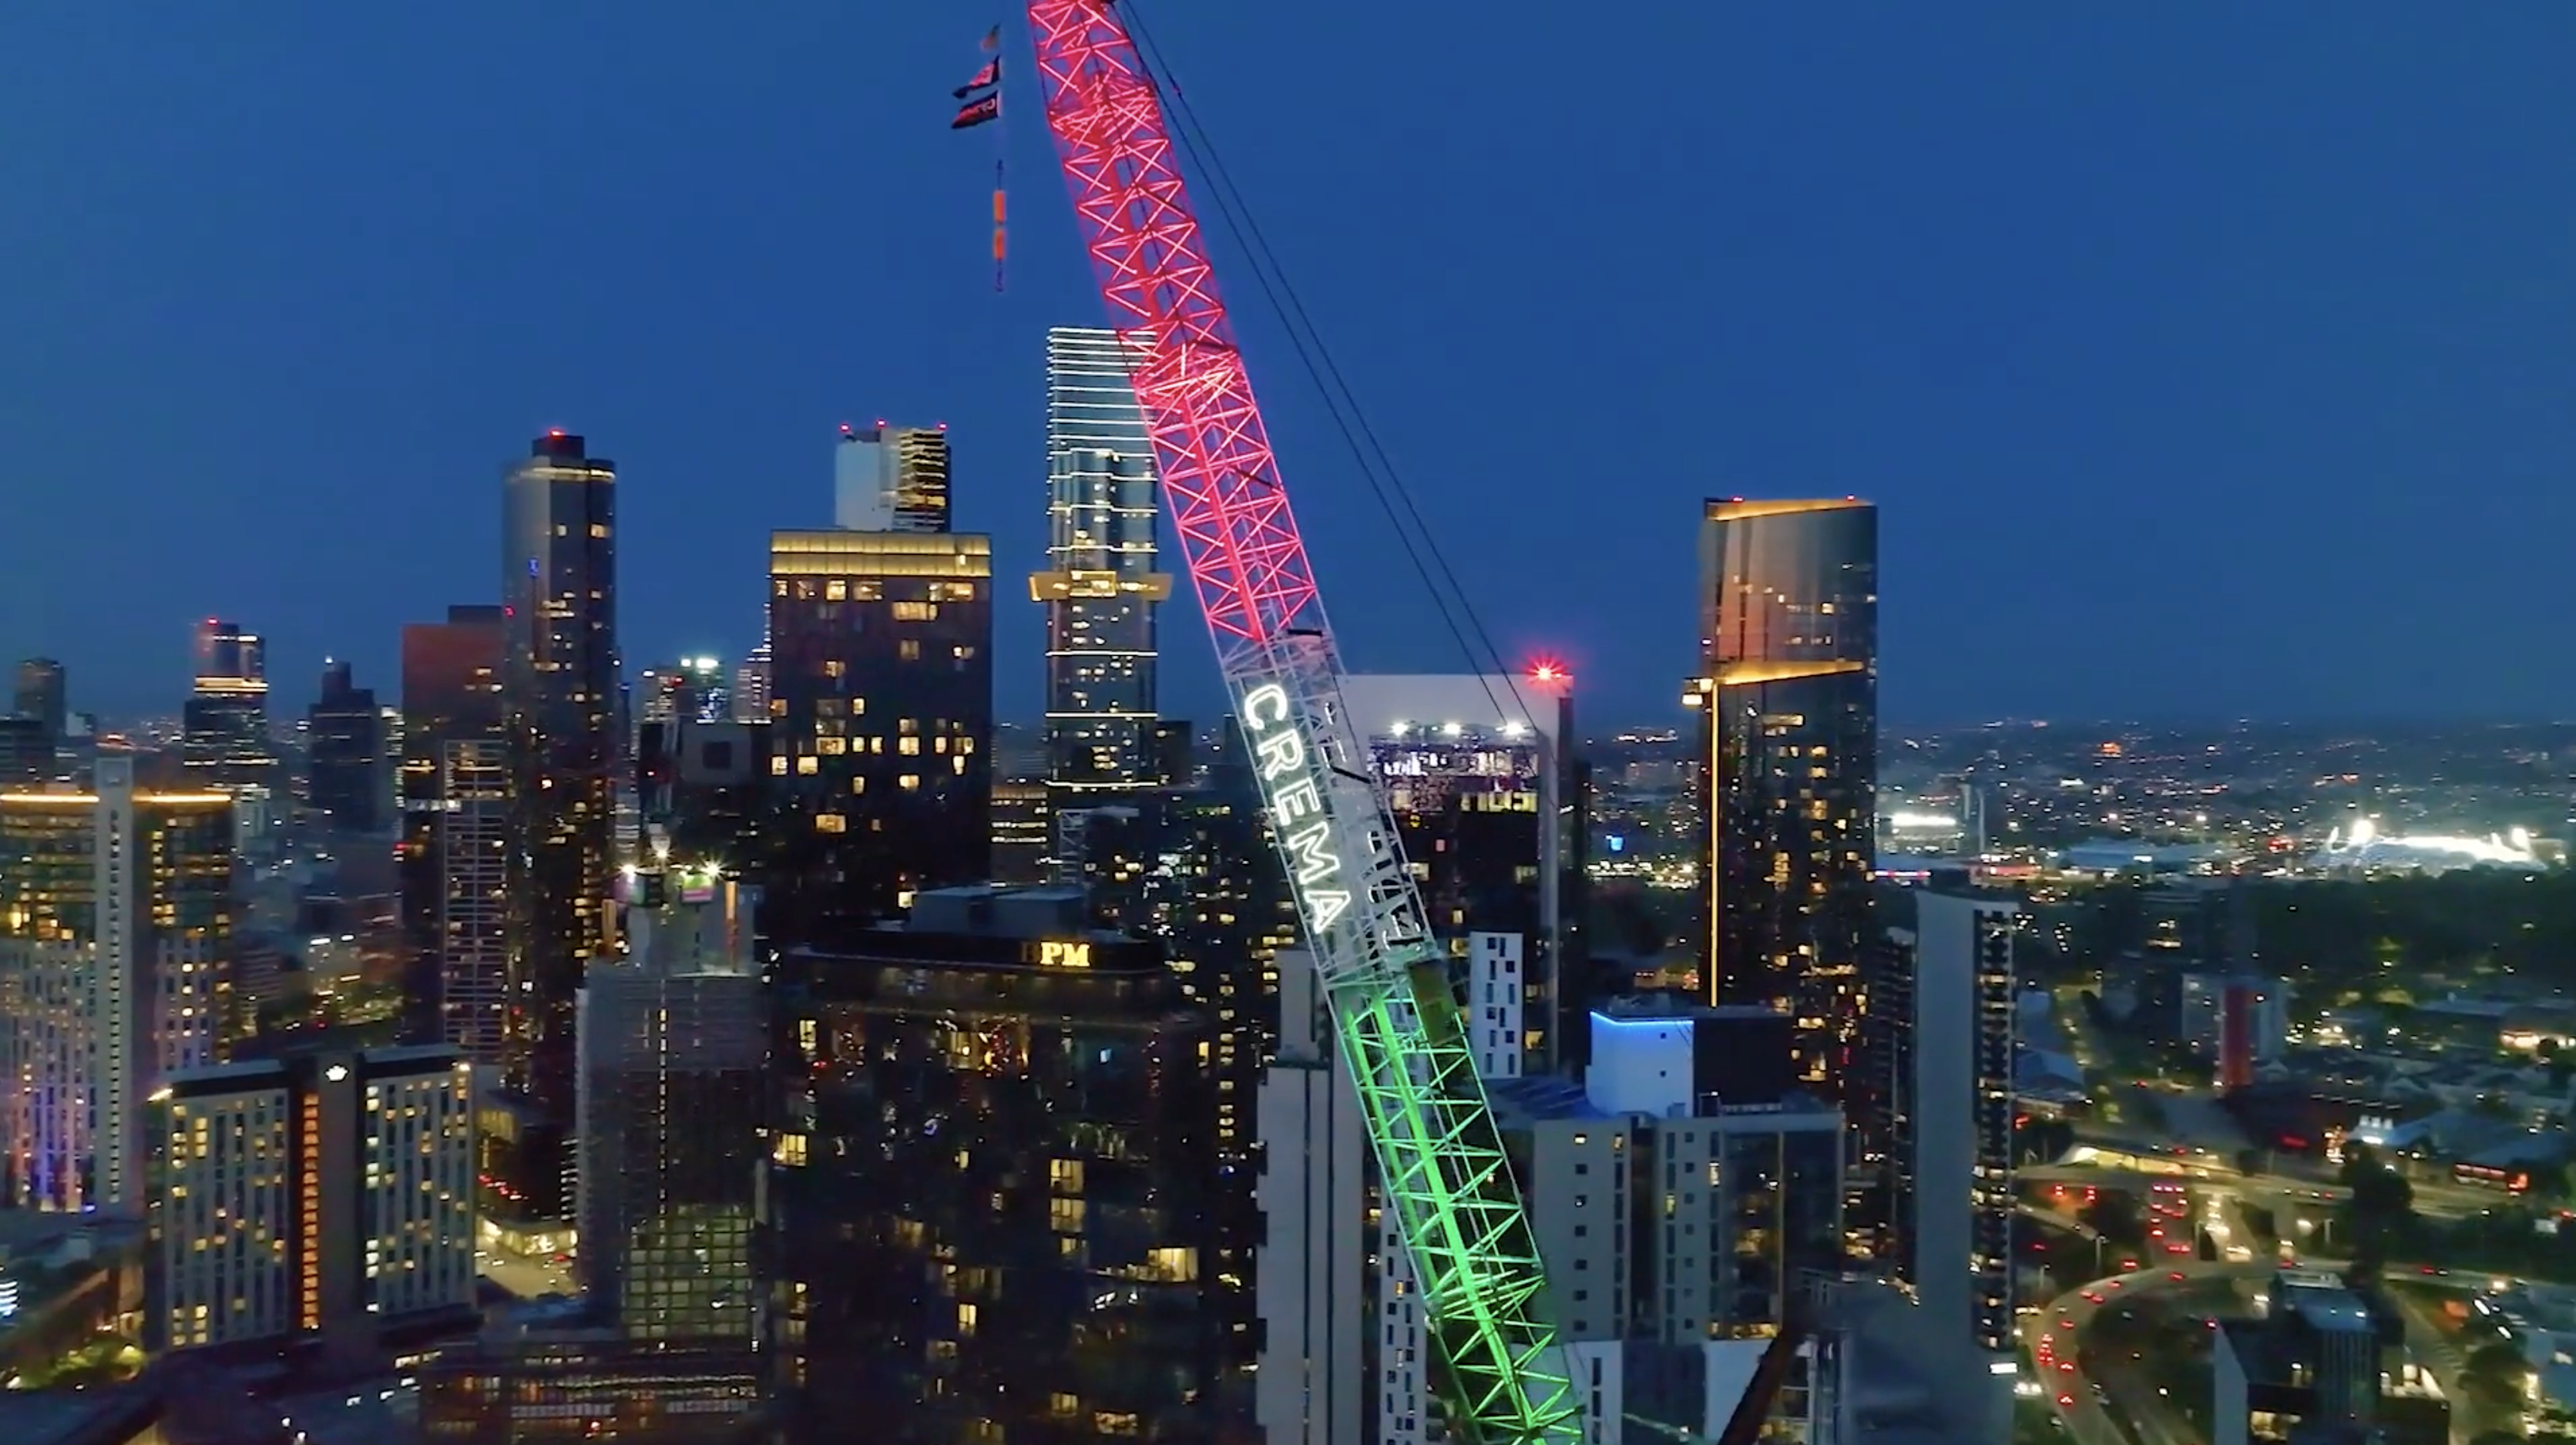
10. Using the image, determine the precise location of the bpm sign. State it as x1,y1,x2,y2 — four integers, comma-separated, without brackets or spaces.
1239,683,1353,933
1021,939,1093,969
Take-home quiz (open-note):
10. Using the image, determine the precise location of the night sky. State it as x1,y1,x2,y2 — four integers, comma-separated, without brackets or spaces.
5,5,2573,727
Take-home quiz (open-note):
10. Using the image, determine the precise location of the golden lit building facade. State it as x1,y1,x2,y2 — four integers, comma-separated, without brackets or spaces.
1687,498,1878,1096
0,754,233,1211
766,529,992,934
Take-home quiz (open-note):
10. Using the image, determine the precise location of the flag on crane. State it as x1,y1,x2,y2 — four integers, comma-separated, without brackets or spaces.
952,56,999,99
955,24,1007,291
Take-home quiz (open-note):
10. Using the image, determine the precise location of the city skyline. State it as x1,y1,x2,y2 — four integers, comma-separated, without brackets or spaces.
8,8,2576,725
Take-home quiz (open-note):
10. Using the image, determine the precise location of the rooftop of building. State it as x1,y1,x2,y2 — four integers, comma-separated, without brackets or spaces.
2275,1275,2378,1334
900,884,1121,943
1486,1074,1608,1125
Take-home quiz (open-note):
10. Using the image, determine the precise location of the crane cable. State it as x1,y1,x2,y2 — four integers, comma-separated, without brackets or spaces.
1117,0,1525,729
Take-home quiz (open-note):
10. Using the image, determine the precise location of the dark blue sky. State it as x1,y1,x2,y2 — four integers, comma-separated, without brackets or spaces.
5,5,2574,727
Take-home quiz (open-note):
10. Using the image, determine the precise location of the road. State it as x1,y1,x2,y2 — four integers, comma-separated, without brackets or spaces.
479,1250,577,1300
2027,1253,2275,1445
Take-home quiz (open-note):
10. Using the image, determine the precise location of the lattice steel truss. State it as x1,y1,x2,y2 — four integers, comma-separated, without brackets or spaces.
1026,5,1579,1443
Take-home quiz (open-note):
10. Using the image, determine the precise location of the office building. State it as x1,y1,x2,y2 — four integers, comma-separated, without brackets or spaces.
2213,1271,2442,1445
1686,498,1877,1098
1035,326,1170,823
149,1041,475,1353
765,885,1242,1443
636,717,774,869
0,755,233,1211
1871,886,2017,1368
766,529,992,933
183,619,274,796
400,605,509,1061
307,658,385,833
636,657,728,743
576,864,763,1343
833,422,952,533
1342,671,1586,1076
0,717,49,787
501,430,620,1213
13,657,66,744
730,643,771,724
989,778,1050,884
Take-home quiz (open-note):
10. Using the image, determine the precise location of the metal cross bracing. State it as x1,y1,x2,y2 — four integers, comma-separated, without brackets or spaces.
1024,4,1577,1443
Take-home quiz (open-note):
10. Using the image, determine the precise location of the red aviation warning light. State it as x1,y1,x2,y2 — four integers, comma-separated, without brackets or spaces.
1527,658,1570,689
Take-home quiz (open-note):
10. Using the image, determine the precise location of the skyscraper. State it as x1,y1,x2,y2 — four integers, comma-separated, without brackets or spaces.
307,658,385,832
1035,328,1169,822
833,423,952,533
400,605,509,1060
1874,885,2018,1366
766,529,992,933
0,754,233,1211
576,863,763,1343
183,619,274,793
1686,497,1878,1097
12,657,66,744
501,431,619,1211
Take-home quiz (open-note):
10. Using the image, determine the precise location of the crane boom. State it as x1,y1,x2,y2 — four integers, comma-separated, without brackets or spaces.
1024,5,1578,1443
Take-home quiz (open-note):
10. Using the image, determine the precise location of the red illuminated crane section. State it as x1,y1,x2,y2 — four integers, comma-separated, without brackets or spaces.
1025,4,1577,1443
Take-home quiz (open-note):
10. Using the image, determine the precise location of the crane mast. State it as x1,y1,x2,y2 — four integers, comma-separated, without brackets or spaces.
1025,5,1577,1443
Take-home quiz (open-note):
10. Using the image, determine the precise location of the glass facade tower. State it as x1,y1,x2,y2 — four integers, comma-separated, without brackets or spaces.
1686,498,1878,1098
1034,328,1170,820
183,619,273,792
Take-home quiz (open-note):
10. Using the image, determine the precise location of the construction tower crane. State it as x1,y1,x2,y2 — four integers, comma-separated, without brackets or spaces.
1024,4,1578,1443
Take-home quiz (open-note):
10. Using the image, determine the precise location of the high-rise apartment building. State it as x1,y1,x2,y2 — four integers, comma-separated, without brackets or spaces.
149,1041,475,1353
1342,672,1587,1076
576,864,763,1343
1686,498,1877,1098
1874,885,2017,1366
0,754,233,1211
13,657,66,744
1035,327,1169,822
766,529,992,933
400,605,509,1061
833,422,952,533
1254,949,1369,1445
501,431,620,1208
765,885,1244,1444
183,619,274,794
307,658,385,833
